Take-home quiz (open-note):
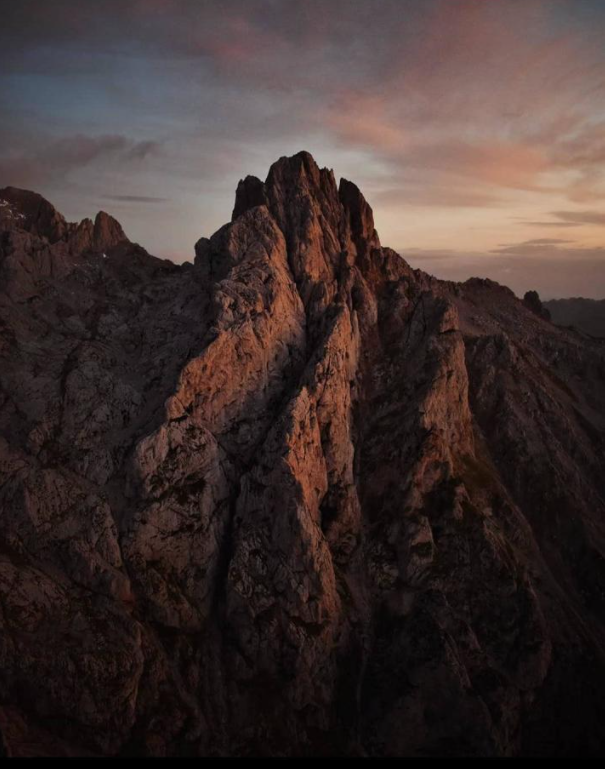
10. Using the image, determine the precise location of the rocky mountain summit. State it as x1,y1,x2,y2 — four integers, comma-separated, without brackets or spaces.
1,153,605,757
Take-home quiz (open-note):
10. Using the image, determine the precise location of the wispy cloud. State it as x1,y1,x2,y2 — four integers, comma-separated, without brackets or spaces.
0,134,161,188
551,210,605,226
526,221,585,228
491,241,605,258
103,194,168,203
498,238,575,247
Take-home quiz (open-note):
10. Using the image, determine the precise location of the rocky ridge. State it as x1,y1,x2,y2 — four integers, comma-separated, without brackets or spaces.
0,154,604,756
545,297,605,338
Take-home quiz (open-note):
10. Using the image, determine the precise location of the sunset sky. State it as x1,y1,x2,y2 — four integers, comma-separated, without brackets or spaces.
1,0,604,298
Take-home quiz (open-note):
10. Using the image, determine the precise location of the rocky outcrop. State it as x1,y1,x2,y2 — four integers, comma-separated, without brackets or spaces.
232,175,269,220
0,187,69,243
93,211,128,252
1,153,604,757
523,290,551,321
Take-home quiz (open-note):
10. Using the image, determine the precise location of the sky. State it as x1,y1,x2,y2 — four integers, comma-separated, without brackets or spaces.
1,0,604,298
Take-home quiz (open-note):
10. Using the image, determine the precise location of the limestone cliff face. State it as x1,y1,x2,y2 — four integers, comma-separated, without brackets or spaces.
1,156,605,757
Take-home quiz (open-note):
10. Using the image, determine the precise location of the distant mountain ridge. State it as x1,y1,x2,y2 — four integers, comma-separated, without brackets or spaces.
545,297,605,338
1,152,605,757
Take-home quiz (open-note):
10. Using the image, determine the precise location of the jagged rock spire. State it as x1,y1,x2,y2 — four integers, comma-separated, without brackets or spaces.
232,175,268,221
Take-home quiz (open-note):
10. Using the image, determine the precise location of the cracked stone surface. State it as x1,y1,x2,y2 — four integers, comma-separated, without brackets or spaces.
1,154,605,756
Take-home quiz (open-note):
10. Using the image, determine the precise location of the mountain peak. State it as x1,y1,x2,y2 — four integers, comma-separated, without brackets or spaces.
0,185,129,257
264,150,334,200
93,210,128,251
268,149,322,182
1,155,605,758
0,185,68,243
232,175,268,221
229,152,380,285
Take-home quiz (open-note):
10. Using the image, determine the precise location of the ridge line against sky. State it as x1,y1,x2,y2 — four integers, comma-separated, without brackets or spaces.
0,0,604,298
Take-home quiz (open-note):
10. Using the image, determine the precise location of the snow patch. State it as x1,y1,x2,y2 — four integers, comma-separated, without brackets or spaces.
0,199,26,220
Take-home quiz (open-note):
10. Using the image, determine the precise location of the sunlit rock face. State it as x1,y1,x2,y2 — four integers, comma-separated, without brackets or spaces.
1,153,605,757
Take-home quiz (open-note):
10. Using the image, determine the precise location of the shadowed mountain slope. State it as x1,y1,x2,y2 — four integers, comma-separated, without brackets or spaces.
545,297,605,338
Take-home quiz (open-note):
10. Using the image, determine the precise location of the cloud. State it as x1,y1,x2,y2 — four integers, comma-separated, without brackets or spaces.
126,140,162,161
0,134,161,188
525,220,584,228
318,2,605,208
103,194,168,203
327,93,550,196
522,210,605,228
499,238,575,247
552,121,605,168
551,210,605,226
372,183,504,209
45,134,130,166
491,241,605,259
404,248,467,263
